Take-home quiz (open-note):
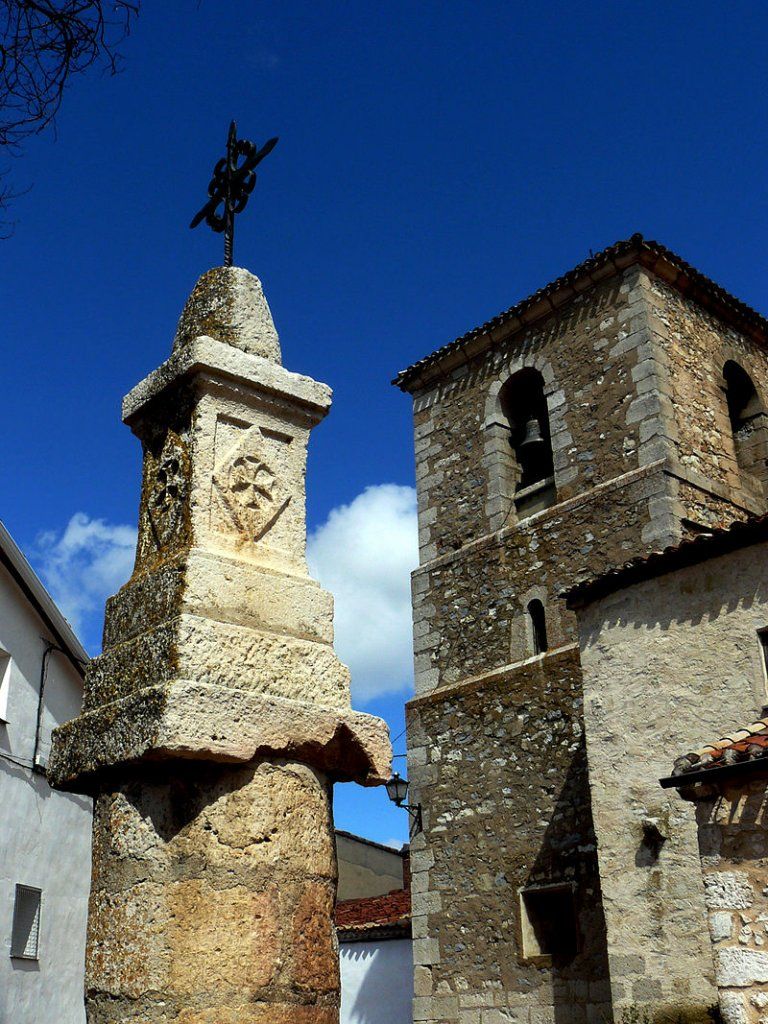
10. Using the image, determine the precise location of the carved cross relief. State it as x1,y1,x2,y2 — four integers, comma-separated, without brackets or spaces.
147,432,190,551
212,424,291,543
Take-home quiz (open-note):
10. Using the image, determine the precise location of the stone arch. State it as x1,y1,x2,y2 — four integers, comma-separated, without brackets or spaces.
722,359,768,492
483,355,563,530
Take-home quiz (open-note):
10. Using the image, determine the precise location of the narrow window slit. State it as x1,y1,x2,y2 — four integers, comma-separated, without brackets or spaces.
528,600,548,655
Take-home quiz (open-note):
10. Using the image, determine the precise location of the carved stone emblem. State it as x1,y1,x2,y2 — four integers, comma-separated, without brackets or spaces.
148,433,189,550
213,426,290,542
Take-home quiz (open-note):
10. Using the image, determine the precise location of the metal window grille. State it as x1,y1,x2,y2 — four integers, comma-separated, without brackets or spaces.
10,885,41,960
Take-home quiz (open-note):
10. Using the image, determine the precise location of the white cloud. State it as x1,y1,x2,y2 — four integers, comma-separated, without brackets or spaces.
307,484,418,704
34,513,137,648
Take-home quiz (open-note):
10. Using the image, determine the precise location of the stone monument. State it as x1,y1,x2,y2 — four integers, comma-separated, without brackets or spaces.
49,266,391,1024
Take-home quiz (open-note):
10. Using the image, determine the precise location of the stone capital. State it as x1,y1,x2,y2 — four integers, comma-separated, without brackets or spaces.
123,335,332,427
48,683,391,790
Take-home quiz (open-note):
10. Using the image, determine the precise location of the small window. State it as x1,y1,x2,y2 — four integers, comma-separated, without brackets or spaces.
11,885,42,960
520,884,578,961
528,600,548,655
0,651,11,723
759,629,768,682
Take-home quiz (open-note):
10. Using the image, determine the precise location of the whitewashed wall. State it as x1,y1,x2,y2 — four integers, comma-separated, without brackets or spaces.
577,539,768,1014
336,832,405,900
0,560,92,1024
340,938,412,1024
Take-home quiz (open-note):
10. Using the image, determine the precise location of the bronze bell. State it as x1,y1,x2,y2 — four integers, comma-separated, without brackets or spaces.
518,417,545,453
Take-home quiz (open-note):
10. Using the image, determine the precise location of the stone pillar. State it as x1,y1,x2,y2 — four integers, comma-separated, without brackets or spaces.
49,268,391,1024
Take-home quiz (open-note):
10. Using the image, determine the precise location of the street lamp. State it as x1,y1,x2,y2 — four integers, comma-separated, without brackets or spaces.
385,772,422,836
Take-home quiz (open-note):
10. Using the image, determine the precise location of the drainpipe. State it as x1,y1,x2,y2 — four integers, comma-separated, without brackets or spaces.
32,641,61,775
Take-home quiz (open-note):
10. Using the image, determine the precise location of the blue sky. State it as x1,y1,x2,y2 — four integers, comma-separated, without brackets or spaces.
4,1,768,845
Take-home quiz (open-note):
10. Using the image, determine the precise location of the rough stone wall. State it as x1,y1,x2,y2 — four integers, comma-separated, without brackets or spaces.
404,257,768,1024
644,277,768,509
675,476,757,534
412,272,651,565
698,785,768,1024
413,462,673,696
85,758,338,1024
575,540,768,1018
410,265,768,701
408,647,613,1023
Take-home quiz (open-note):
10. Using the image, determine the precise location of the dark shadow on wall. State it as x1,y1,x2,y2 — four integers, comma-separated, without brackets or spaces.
696,785,768,859
579,575,768,648
525,736,614,1024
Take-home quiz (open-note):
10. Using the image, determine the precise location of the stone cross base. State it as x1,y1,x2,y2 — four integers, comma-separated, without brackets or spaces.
49,267,393,1024
84,758,340,1024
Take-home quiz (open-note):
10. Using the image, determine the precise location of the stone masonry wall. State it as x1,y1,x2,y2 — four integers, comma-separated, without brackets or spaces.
413,462,674,697
644,277,768,509
698,784,768,1024
405,258,768,1024
410,264,766,698
412,272,651,565
408,647,613,1023
576,540,768,1019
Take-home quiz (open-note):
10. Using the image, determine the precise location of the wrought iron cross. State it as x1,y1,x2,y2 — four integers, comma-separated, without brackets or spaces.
190,121,278,267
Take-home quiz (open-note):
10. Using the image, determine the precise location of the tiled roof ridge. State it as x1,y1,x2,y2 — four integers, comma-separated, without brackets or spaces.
335,887,411,930
673,716,768,777
564,513,768,608
393,233,768,391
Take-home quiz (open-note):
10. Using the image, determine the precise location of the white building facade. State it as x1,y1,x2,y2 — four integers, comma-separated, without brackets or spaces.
0,522,92,1024
340,937,413,1024
336,873,413,1024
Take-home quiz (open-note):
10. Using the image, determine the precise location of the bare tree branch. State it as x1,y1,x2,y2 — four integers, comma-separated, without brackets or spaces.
0,0,140,216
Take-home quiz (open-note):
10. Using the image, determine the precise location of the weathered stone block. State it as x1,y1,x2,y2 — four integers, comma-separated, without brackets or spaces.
716,947,768,987
704,871,755,910
719,991,749,1024
710,911,735,942
50,683,390,789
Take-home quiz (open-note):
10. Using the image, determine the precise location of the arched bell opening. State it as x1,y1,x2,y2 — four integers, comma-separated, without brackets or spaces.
499,368,556,517
723,360,768,493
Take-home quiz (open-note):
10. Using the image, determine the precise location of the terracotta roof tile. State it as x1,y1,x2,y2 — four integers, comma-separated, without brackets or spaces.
335,887,411,937
393,234,768,392
672,718,768,778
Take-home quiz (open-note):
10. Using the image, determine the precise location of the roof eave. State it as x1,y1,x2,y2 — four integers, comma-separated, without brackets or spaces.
659,756,768,790
393,235,768,394
0,520,88,672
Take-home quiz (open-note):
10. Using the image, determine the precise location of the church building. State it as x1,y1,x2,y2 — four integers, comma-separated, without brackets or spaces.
395,234,768,1022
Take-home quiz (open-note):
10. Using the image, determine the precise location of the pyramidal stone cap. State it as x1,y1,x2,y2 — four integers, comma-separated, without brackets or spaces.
172,265,282,364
